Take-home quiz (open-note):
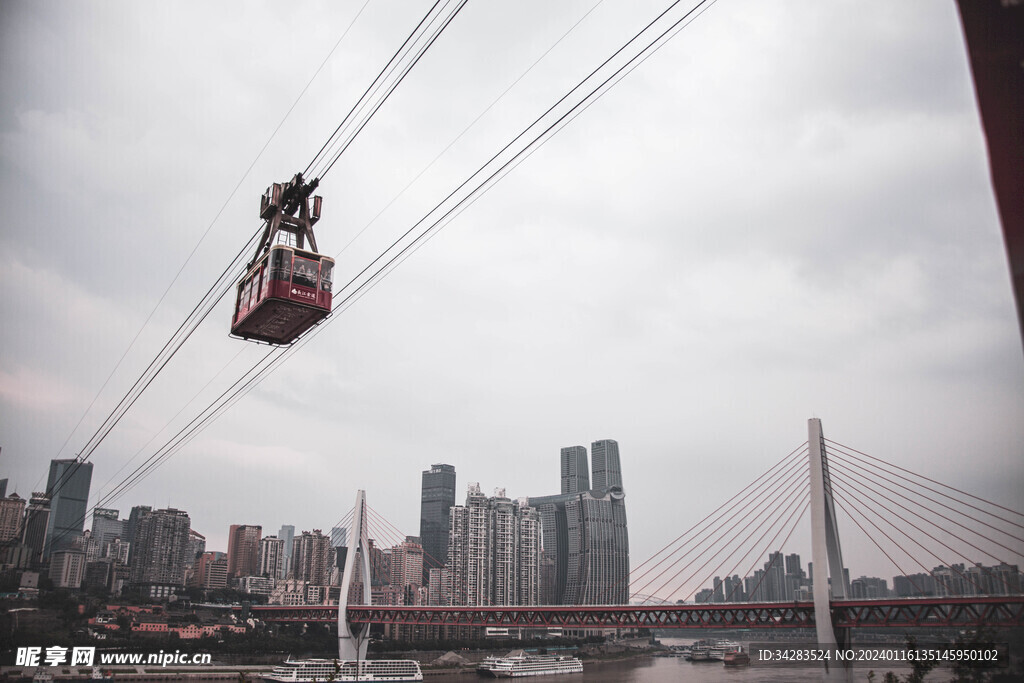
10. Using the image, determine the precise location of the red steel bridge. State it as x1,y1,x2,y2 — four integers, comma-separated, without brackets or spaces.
247,596,1024,630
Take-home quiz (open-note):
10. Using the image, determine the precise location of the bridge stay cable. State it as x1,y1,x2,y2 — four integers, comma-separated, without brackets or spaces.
829,472,1021,596
690,487,809,603
666,476,809,603
642,463,809,601
826,438,1024,523
828,454,1024,559
627,443,806,581
721,496,810,604
629,452,807,599
830,478,993,597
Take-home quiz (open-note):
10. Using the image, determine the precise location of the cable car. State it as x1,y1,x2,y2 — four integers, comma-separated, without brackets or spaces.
231,174,335,345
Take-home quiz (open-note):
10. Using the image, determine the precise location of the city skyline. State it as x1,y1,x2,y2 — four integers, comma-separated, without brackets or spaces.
0,1,1022,591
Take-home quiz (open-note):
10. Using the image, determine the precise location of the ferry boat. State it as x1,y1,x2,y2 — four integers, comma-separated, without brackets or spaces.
476,650,583,678
263,658,423,681
708,640,742,661
723,649,751,666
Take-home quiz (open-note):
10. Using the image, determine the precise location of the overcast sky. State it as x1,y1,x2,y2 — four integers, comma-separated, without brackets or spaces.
1,0,1022,600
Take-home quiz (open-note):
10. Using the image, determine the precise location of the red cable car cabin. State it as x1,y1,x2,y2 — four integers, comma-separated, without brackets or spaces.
231,245,335,345
231,174,334,345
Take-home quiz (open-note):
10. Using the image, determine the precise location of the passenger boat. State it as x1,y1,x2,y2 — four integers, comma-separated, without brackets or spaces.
708,640,742,661
476,650,583,678
262,658,423,681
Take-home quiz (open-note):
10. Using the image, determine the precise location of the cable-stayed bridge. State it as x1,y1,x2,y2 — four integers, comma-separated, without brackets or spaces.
246,420,1024,647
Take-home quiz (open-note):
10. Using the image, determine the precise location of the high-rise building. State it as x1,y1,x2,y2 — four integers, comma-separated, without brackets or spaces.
560,447,590,495
390,537,425,598
420,464,456,582
330,526,347,548
227,524,262,578
186,529,206,569
590,439,622,491
0,493,26,541
447,484,541,607
43,459,93,558
129,508,191,595
125,505,152,565
258,536,285,579
22,492,51,566
529,439,629,605
49,549,86,589
278,524,295,579
291,529,331,586
91,508,124,549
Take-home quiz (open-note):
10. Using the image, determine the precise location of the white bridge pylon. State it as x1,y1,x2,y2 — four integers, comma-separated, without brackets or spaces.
337,489,372,661
809,418,851,681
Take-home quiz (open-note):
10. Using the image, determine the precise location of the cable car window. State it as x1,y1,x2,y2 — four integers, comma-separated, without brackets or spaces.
248,273,260,308
292,256,318,289
241,280,252,313
260,264,269,299
320,261,334,293
270,248,292,281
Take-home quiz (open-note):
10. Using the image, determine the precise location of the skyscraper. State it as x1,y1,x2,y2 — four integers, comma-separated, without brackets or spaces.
528,439,629,605
0,493,26,542
278,524,295,579
43,459,93,558
22,493,50,566
560,447,590,494
227,524,262,578
420,464,456,582
129,508,191,598
258,535,285,579
91,508,124,550
447,484,541,607
590,439,622,491
291,529,331,585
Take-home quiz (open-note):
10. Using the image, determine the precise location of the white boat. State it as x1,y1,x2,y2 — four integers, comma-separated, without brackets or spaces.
707,640,742,661
263,658,423,682
477,650,583,678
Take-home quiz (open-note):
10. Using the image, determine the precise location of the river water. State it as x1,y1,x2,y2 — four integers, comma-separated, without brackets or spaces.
424,638,917,682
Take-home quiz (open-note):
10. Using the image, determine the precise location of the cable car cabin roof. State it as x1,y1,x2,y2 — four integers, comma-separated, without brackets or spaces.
231,245,335,346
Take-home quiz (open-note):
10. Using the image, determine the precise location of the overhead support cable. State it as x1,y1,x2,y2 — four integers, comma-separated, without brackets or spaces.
826,439,1024,525
627,449,807,598
78,0,722,519
637,460,808,601
667,474,808,603
828,454,1023,558
830,477,989,596
720,495,810,604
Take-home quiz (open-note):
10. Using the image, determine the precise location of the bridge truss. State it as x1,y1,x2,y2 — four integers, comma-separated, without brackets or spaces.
250,596,1024,629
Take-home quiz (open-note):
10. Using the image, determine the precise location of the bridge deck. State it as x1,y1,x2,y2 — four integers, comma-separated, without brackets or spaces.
247,596,1024,629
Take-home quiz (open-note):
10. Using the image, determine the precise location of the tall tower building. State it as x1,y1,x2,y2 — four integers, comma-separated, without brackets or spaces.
22,493,50,566
43,459,93,558
447,484,541,607
0,493,26,542
129,508,191,597
278,524,295,579
560,447,590,494
258,536,285,579
590,439,622,491
529,439,629,605
91,508,124,549
292,529,331,585
420,464,456,582
227,524,262,578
